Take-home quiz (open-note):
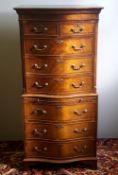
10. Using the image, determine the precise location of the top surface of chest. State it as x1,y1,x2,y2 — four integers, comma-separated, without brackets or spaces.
14,5,103,21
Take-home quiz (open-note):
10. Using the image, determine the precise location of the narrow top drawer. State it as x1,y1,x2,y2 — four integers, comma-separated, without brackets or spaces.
60,21,96,35
23,21,57,35
22,21,96,36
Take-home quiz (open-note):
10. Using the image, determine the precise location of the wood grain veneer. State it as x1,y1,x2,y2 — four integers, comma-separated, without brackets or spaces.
15,6,103,169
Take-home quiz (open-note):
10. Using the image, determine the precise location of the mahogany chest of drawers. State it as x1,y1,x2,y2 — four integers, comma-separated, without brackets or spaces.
15,6,102,168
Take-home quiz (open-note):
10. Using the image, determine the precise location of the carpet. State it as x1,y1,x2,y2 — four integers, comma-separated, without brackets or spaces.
0,139,118,175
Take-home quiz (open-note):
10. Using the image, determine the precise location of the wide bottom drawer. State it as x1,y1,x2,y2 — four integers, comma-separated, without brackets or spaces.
25,139,96,159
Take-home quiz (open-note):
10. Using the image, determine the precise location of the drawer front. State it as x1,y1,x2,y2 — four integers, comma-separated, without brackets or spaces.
25,121,96,140
23,21,95,36
60,21,96,35
24,100,96,122
25,139,96,158
25,57,93,75
23,21,57,35
25,75,94,94
25,37,94,56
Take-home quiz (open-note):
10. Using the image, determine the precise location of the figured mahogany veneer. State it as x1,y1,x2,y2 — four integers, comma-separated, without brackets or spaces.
25,74,94,94
25,139,96,159
60,21,96,35
25,37,94,56
23,21,57,35
23,96,97,122
15,6,103,168
25,121,96,140
25,56,93,75
23,21,96,36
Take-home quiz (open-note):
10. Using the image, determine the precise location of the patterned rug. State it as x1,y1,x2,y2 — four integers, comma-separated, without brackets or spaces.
0,139,118,175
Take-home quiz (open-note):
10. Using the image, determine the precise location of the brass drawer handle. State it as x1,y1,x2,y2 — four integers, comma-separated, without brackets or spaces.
70,26,84,33
74,108,88,116
73,146,81,153
32,63,48,70
32,109,47,115
72,81,85,88
32,44,48,52
74,128,81,133
83,109,88,113
33,128,47,136
34,146,47,152
71,63,86,70
33,81,48,88
74,145,87,153
73,110,82,116
83,127,88,132
78,98,84,103
74,128,88,134
72,44,85,51
32,25,48,33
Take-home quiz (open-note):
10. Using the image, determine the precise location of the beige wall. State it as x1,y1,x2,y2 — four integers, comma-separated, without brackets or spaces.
0,12,22,140
0,0,118,140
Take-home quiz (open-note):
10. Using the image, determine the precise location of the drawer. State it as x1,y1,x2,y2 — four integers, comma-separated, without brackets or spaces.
25,37,94,56
25,57,93,75
25,139,96,159
25,75,94,94
23,21,57,35
23,95,97,104
24,99,96,122
25,121,96,140
22,21,96,36
60,21,96,35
